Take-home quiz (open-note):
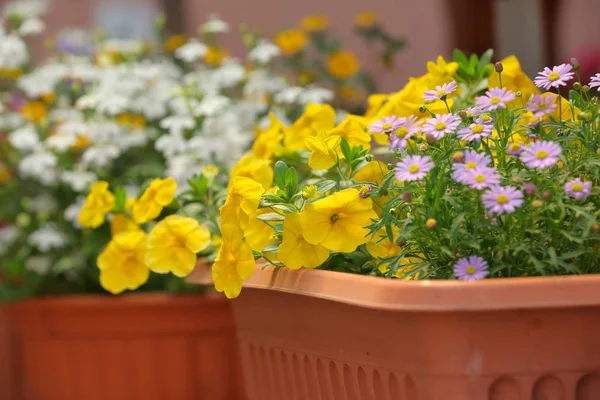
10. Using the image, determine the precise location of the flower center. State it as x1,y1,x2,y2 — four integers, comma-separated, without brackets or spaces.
548,71,560,82
538,104,547,110
496,194,509,204
408,164,420,173
466,266,477,275
434,121,446,131
330,212,346,223
535,150,548,159
475,174,486,183
465,161,477,169
471,124,484,134
490,97,501,105
382,123,392,131
436,89,446,97
571,183,584,192
395,126,409,138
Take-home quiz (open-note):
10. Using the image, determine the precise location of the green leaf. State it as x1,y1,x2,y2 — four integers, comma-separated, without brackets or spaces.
262,243,281,253
478,49,493,69
113,187,127,213
274,161,288,190
256,212,285,222
188,174,209,196
339,137,353,162
285,167,298,197
316,180,337,193
453,49,468,66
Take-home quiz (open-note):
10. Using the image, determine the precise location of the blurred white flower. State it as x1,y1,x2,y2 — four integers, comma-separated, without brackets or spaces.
46,133,77,152
335,109,349,124
28,224,66,252
166,153,203,186
0,225,19,255
160,115,195,136
175,40,208,63
28,193,58,213
3,0,47,19
201,15,229,33
0,33,29,69
19,17,45,36
212,61,245,88
9,125,40,152
81,145,120,168
64,198,85,227
248,40,281,64
19,151,58,184
300,87,334,104
194,95,230,117
18,62,66,97
25,255,52,275
244,69,286,98
61,170,97,192
114,131,148,150
155,133,187,157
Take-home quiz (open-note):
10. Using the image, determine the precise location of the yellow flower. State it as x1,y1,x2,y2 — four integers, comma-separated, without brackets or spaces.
204,47,228,67
275,29,308,56
146,215,211,277
241,208,277,252
302,185,320,200
327,51,360,79
164,35,187,54
202,164,219,179
116,113,146,130
305,130,341,170
488,55,539,103
364,93,389,120
41,92,56,104
328,117,371,152
220,176,265,226
426,56,459,82
0,68,22,79
284,103,336,150
252,113,286,159
278,213,330,269
378,255,422,279
301,15,328,32
132,177,177,224
0,163,11,184
21,101,47,123
78,181,116,229
71,135,90,150
353,160,387,185
212,224,255,299
366,228,402,259
355,11,379,28
97,230,149,294
230,153,274,190
300,188,378,252
110,213,140,236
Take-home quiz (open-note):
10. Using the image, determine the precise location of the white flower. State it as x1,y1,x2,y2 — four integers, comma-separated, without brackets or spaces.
201,15,229,33
194,95,230,117
175,40,208,63
28,193,58,213
25,255,52,275
212,61,245,88
244,69,286,98
166,153,203,186
155,133,187,157
113,131,148,150
61,170,97,192
336,109,349,124
0,34,29,70
273,86,304,104
248,40,281,64
46,133,77,152
19,151,58,184
19,17,45,36
160,115,195,136
64,198,85,227
300,87,334,104
81,145,120,168
87,121,121,142
0,225,19,255
9,125,40,152
28,224,66,252
3,0,47,19
18,62,67,97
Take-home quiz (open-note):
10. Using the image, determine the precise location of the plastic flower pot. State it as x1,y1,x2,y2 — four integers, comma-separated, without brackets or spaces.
189,264,600,400
7,293,246,400
0,307,18,400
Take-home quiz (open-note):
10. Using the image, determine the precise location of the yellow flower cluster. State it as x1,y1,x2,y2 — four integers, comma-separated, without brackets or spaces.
79,178,211,294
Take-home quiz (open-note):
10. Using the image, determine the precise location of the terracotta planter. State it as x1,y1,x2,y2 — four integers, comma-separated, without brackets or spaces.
8,293,246,400
0,307,18,400
189,265,600,400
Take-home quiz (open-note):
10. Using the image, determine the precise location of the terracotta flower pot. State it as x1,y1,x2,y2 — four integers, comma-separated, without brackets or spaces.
0,307,18,400
189,264,600,400
7,293,246,400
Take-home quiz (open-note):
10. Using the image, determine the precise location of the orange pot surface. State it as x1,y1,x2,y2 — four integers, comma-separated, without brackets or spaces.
7,293,246,400
190,264,600,400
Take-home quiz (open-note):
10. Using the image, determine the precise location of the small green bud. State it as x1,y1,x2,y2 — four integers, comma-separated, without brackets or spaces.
419,144,428,151
573,82,582,91
516,91,522,98
16,213,31,228
578,112,591,122
494,62,503,73
583,85,591,93
418,106,427,114
386,163,394,171
570,57,580,71
365,154,373,162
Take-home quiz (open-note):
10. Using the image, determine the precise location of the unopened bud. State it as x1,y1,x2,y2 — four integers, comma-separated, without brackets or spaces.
418,106,427,114
494,62,503,73
583,85,591,93
573,82,582,91
419,144,428,151
542,191,551,200
425,218,437,229
578,112,591,122
458,110,467,119
523,183,537,196
365,154,373,162
402,192,412,202
386,163,394,171
516,91,522,98
570,57,580,71
452,152,464,163
425,133,436,145
512,176,523,184
532,200,543,208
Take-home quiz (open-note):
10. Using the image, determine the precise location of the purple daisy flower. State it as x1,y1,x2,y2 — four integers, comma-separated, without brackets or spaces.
394,155,434,181
463,105,485,117
452,150,492,183
519,141,562,169
482,185,524,215
368,116,399,135
564,178,592,200
422,114,461,140
507,142,524,155
423,80,457,101
526,94,557,119
589,73,600,89
457,118,493,142
389,115,421,151
454,256,489,281
475,87,516,112
464,166,501,190
534,64,575,90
